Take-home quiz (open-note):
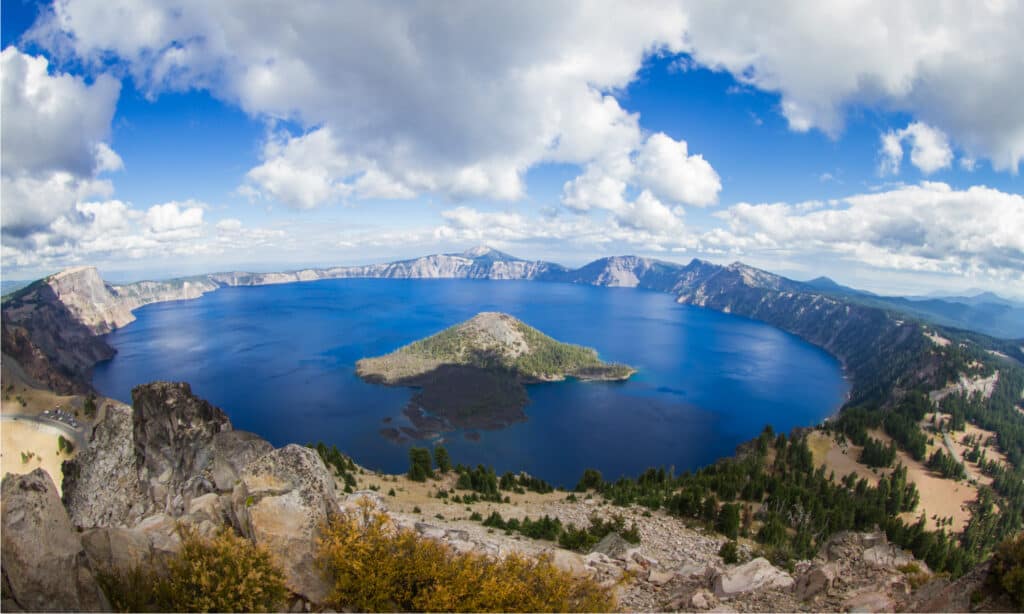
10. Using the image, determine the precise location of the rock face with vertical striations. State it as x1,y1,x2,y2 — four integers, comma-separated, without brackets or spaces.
63,382,252,527
130,382,232,515
1,469,109,612
62,401,150,528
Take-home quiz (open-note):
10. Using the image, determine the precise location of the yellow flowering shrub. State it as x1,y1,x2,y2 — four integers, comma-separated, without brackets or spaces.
96,527,288,613
316,506,616,612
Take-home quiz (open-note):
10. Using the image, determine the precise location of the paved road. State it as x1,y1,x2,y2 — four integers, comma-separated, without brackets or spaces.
1,413,87,449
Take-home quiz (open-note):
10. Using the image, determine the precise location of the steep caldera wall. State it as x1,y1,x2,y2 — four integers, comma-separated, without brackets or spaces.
2,247,945,404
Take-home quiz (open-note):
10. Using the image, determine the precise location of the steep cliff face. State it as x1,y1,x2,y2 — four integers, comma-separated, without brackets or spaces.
0,270,121,393
548,255,933,404
668,262,932,404
131,382,233,515
327,247,566,281
1,247,937,402
207,247,567,286
44,267,135,333
111,276,220,310
546,255,685,290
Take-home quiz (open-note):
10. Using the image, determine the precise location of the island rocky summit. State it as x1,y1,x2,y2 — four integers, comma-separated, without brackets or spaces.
357,312,634,439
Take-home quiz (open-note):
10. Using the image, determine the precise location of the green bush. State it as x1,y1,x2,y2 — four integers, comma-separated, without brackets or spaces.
719,541,740,564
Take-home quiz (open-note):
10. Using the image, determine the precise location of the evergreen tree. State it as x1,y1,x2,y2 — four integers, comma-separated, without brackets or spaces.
408,447,433,482
716,503,741,539
433,446,451,473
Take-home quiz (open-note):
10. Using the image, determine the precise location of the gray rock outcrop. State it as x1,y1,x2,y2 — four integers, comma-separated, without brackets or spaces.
231,444,338,603
1,470,109,612
64,383,267,528
712,557,795,598
62,401,149,527
209,430,274,492
131,381,232,514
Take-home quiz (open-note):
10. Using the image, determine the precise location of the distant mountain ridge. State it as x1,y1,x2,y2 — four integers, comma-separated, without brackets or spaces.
3,246,1021,400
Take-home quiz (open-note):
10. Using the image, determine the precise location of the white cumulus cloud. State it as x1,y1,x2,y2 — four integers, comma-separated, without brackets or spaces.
29,1,695,207
1,46,122,236
634,133,720,206
711,183,1024,280
677,1,1024,171
879,122,954,175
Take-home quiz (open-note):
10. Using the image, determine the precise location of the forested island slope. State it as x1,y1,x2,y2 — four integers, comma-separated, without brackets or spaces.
357,311,634,384
356,312,633,435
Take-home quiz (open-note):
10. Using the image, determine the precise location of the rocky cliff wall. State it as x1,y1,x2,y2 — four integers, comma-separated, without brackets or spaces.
1,248,936,403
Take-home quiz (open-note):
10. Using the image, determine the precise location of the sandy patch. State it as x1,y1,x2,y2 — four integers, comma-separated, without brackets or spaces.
898,447,977,532
925,331,951,347
808,431,880,485
809,429,977,532
1,419,76,495
350,469,567,523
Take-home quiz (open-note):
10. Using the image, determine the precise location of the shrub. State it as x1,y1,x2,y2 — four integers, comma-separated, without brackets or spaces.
95,528,287,612
575,468,604,492
58,435,74,454
993,533,1024,606
897,562,930,589
160,528,287,612
316,509,615,612
83,394,97,418
95,564,163,612
719,541,740,564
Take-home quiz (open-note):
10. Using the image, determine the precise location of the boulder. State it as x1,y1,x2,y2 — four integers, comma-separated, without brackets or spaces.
448,539,476,554
415,522,448,540
80,497,228,575
648,568,676,586
862,543,916,570
712,557,795,598
81,526,155,573
794,561,838,600
550,549,592,578
209,430,273,492
62,402,149,528
64,384,254,529
1,470,109,611
590,532,634,560
842,590,894,613
132,382,232,513
690,589,715,610
231,444,337,603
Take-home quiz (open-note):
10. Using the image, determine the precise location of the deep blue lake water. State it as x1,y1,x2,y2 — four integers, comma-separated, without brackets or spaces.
93,279,848,487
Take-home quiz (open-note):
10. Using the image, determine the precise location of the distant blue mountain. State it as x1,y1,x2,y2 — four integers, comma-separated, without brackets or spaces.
800,277,1024,339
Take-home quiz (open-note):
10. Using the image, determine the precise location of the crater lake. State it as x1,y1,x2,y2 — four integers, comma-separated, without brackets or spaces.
92,278,849,487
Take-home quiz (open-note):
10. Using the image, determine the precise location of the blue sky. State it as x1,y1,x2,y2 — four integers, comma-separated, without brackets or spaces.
2,2,1022,297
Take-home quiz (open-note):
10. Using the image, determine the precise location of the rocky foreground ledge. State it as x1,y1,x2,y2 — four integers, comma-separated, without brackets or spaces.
0,381,1002,612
